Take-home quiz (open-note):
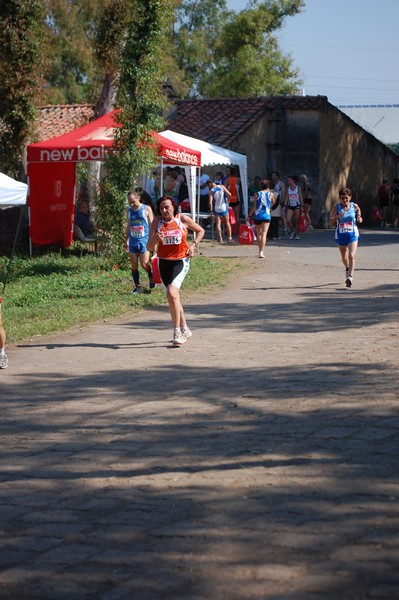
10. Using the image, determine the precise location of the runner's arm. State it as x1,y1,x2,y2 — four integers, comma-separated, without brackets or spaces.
147,217,163,251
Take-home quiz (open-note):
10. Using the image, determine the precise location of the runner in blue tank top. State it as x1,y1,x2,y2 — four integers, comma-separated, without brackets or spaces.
329,187,363,288
125,190,155,294
247,179,275,258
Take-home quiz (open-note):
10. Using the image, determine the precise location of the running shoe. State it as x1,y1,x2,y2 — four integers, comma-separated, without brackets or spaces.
345,276,353,288
148,271,156,289
0,353,8,369
295,234,300,240
131,286,142,295
172,331,186,347
182,327,192,340
259,251,265,258
289,231,295,240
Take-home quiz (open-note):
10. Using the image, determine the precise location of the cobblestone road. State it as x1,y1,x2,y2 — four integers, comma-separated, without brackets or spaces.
1,229,398,599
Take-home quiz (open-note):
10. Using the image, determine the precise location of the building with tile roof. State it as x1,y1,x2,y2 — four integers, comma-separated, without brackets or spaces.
167,96,398,225
33,104,95,142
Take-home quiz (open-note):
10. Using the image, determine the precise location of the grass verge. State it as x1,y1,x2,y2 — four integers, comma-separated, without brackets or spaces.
1,248,243,343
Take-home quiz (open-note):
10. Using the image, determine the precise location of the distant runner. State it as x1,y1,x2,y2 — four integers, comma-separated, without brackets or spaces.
330,187,363,288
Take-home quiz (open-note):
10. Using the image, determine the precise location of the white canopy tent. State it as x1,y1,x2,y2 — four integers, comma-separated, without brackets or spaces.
160,130,249,218
0,172,28,208
0,173,28,293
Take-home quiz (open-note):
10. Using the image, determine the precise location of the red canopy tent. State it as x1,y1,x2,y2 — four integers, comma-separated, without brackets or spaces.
27,110,201,248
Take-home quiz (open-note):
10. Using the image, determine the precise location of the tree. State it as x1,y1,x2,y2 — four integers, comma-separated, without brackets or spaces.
96,0,174,261
172,0,304,98
93,0,131,117
0,0,44,177
41,0,105,105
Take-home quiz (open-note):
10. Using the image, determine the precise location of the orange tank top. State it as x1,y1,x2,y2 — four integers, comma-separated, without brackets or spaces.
157,217,188,260
228,176,239,202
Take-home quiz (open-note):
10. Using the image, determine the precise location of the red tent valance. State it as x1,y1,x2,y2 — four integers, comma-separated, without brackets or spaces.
27,110,201,167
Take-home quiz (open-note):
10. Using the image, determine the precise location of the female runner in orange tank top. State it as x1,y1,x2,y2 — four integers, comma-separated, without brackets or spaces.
147,196,204,347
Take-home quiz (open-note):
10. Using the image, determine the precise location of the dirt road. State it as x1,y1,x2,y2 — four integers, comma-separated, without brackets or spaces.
1,229,399,599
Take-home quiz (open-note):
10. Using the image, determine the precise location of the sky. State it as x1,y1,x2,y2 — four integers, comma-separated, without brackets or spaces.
225,0,399,106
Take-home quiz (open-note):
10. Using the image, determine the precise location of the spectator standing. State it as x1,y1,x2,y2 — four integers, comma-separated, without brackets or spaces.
377,178,391,227
300,174,313,229
165,170,180,201
197,170,211,213
390,177,399,228
249,176,262,212
271,171,287,235
225,167,242,227
215,171,224,185
285,175,304,240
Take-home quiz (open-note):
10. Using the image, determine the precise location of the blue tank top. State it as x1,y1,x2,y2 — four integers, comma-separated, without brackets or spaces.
335,201,359,241
254,191,272,221
128,205,150,240
336,202,357,232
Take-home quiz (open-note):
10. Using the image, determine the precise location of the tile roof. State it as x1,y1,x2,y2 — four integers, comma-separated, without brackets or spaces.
32,95,328,146
168,96,328,147
34,104,95,142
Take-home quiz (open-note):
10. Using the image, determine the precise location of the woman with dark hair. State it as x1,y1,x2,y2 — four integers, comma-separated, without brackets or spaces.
285,175,304,240
329,187,363,288
147,196,204,347
247,179,275,258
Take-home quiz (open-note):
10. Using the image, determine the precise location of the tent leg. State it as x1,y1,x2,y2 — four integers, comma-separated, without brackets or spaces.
2,205,24,294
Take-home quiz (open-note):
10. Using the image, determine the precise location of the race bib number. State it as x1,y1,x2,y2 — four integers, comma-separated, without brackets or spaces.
163,229,182,245
130,225,145,238
339,221,354,234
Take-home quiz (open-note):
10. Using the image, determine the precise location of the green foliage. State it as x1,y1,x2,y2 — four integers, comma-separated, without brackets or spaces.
41,0,104,105
96,0,173,263
172,0,304,98
0,251,241,343
0,0,44,176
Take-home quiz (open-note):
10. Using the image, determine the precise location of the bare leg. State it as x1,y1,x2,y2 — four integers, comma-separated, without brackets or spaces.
304,203,311,226
294,208,301,234
139,250,151,273
286,208,294,232
347,241,358,277
166,284,185,328
215,216,223,242
338,246,349,271
234,204,241,228
224,214,232,241
257,222,269,256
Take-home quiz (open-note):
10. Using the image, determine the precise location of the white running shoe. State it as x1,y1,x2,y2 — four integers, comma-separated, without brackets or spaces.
259,251,265,258
181,327,192,340
289,231,295,240
172,330,186,347
345,276,353,288
295,234,300,240
0,353,8,369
